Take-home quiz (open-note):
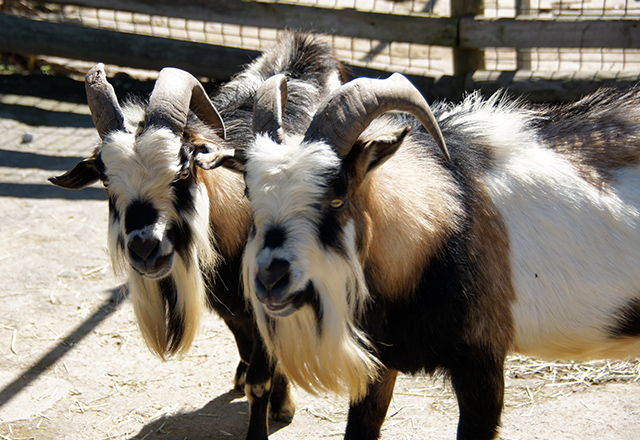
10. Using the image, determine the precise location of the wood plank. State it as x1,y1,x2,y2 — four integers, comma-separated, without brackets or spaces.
471,69,640,102
43,0,458,47
461,17,640,49
0,15,260,79
451,0,485,77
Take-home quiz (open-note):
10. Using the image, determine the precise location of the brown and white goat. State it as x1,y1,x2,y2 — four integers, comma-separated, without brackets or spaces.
49,32,344,440
214,73,640,439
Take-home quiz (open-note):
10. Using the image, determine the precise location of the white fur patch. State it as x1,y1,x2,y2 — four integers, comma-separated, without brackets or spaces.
102,123,214,357
243,135,380,399
478,107,640,360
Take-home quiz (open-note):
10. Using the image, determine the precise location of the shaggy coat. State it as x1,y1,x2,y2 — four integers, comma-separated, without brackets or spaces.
223,76,640,440
50,32,344,440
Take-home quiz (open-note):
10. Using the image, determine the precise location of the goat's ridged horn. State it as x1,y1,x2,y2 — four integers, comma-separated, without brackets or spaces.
304,73,449,161
146,67,226,138
85,63,126,139
252,74,287,143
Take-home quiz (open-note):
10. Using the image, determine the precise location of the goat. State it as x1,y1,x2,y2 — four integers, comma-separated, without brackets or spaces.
49,32,344,440
213,73,640,439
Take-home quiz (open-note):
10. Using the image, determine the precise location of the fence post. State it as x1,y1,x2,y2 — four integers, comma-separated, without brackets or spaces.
451,0,484,98
516,0,532,70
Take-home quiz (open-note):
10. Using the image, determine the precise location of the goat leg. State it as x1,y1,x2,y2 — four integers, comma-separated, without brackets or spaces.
344,366,398,440
449,346,505,440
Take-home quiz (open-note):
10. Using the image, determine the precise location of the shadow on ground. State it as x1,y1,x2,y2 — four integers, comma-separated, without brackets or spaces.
0,286,128,410
129,389,291,440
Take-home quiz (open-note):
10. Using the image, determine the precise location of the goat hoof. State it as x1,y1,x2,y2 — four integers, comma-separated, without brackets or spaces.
270,391,296,423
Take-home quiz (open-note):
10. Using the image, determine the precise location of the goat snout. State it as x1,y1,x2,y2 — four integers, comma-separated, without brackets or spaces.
255,259,299,314
257,258,290,293
127,235,173,278
128,235,159,261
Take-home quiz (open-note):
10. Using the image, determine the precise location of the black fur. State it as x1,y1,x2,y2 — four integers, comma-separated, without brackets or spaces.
263,226,287,249
50,31,344,440
158,276,184,354
124,200,158,233
609,297,640,338
317,167,349,254
175,31,344,440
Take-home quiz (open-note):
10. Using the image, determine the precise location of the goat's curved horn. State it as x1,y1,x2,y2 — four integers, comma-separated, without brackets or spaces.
304,73,449,161
146,67,226,139
85,63,126,139
252,74,287,143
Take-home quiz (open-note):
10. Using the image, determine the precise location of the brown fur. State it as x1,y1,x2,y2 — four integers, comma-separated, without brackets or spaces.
190,133,250,259
342,367,399,439
355,147,463,301
463,184,516,353
199,168,250,259
553,132,640,189
540,88,640,190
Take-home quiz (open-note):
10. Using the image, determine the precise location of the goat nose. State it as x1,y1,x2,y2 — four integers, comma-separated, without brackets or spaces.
128,236,159,261
256,259,291,292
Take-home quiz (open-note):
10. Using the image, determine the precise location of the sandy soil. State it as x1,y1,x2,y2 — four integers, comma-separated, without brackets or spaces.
0,72,639,440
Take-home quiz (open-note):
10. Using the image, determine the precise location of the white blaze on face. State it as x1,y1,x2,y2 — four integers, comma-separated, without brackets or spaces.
243,134,380,400
101,125,213,357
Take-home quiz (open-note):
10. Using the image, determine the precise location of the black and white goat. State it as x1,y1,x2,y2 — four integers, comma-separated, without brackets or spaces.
49,32,344,440
214,73,640,439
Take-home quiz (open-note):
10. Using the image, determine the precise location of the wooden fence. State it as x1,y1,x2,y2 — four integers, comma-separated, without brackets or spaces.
1,0,640,101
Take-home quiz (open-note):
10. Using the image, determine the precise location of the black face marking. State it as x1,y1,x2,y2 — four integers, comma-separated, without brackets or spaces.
609,297,640,338
124,200,158,233
178,143,193,179
169,170,196,268
318,209,345,254
264,226,287,249
306,283,323,338
169,221,191,267
172,173,195,215
158,276,185,353
317,167,348,253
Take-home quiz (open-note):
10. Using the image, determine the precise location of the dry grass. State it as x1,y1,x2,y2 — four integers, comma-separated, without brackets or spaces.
505,355,640,386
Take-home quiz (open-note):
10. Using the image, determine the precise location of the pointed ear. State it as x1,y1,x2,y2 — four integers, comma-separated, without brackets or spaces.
49,157,101,189
350,126,411,182
195,145,246,173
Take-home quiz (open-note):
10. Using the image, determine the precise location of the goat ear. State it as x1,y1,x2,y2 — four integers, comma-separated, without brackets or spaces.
195,146,245,173
48,157,101,189
351,126,411,181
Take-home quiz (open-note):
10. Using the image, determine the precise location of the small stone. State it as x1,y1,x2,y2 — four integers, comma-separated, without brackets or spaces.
21,133,33,143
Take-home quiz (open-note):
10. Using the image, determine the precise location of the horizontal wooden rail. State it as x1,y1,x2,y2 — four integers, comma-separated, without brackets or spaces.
461,17,640,49
40,0,640,49
0,14,260,78
45,0,458,47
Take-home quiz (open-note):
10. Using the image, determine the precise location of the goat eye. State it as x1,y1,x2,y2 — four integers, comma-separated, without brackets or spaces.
102,179,110,188
329,199,344,209
178,168,190,180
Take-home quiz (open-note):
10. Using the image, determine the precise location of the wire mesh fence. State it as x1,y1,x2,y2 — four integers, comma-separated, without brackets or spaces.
1,0,640,100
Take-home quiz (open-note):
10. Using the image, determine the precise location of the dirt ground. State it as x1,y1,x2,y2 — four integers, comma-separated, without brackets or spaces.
1,71,639,440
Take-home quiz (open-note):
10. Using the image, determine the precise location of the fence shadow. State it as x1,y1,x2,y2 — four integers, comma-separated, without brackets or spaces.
0,148,87,170
0,285,128,410
0,148,107,200
0,103,94,127
128,389,291,440
0,182,106,200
